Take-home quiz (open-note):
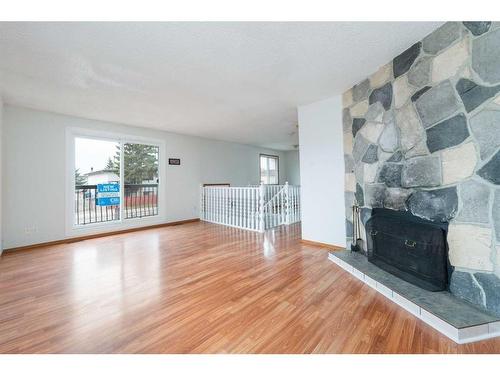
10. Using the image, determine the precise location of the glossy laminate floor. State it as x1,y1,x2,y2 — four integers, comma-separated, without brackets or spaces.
1,222,500,353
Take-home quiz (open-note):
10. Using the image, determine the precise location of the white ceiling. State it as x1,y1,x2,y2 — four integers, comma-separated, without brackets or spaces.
0,22,442,150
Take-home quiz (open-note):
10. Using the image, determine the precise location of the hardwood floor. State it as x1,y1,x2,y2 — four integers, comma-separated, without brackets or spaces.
1,221,500,353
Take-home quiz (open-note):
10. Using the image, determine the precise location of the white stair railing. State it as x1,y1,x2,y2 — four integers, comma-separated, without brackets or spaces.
200,183,300,232
200,185,261,231
286,184,301,225
262,186,286,229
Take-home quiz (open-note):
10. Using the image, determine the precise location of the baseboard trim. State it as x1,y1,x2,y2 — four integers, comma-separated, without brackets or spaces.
2,218,200,253
300,239,344,251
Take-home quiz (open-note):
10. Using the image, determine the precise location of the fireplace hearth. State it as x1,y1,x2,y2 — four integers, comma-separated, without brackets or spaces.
365,208,449,292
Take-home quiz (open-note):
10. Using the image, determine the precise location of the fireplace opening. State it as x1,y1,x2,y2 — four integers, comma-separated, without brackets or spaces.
365,208,450,292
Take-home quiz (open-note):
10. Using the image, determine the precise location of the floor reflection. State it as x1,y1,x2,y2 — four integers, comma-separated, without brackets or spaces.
70,233,161,335
263,231,276,258
201,221,302,260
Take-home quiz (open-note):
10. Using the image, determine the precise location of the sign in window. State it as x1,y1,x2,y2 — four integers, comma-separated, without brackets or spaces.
96,183,120,206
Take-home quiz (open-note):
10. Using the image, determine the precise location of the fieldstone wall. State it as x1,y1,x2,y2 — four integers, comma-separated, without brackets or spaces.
343,22,500,316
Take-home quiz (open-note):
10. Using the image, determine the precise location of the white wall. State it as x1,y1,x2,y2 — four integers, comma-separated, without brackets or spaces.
298,96,345,246
0,97,3,255
284,150,300,186
2,105,289,249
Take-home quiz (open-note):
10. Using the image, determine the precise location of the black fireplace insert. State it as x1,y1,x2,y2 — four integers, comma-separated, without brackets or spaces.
365,208,449,292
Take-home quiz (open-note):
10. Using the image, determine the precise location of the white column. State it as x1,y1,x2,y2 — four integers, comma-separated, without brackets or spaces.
0,97,3,255
298,95,345,246
0,96,3,255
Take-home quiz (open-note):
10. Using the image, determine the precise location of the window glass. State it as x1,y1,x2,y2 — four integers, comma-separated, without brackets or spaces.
74,137,160,226
123,143,159,219
259,155,279,185
74,137,120,225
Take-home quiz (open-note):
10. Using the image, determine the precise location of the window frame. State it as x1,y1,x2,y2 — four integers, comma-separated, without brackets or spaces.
259,153,280,185
66,127,166,237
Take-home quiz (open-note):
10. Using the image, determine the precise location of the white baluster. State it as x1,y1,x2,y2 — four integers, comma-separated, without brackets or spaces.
206,188,209,222
219,188,223,224
259,184,265,232
239,188,242,228
223,187,229,225
211,188,215,222
240,188,244,229
297,187,300,222
277,192,280,226
207,188,211,222
274,194,277,227
200,185,204,221
231,189,235,227
243,188,246,229
222,188,225,224
295,187,298,223
217,188,222,223
271,193,274,226
239,188,243,228
249,188,253,230
227,188,231,226
289,187,293,224
241,188,245,229
293,187,296,223
245,188,249,229
250,189,254,230
280,185,284,224
214,188,218,223
235,188,238,228
253,188,257,230
213,188,216,223
237,188,240,228
227,187,230,225
214,188,217,223
235,188,238,227
284,182,290,225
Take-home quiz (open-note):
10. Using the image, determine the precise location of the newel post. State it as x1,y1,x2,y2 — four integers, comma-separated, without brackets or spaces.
199,184,204,221
258,183,265,233
284,181,290,225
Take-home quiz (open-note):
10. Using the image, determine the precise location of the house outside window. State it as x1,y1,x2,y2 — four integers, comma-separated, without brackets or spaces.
260,154,279,185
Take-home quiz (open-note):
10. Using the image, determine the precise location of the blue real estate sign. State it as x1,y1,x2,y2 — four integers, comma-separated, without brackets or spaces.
96,183,120,206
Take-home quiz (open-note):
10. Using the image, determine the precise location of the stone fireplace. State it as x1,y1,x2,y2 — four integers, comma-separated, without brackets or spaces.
343,22,500,317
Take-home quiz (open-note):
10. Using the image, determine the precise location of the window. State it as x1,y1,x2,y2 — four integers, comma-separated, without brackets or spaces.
75,137,121,225
260,154,279,185
73,135,160,226
123,142,159,219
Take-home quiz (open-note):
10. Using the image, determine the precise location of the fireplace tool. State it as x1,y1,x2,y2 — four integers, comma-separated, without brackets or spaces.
351,204,363,252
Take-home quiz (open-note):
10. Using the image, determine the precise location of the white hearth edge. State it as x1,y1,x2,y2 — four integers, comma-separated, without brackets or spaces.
328,252,500,344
